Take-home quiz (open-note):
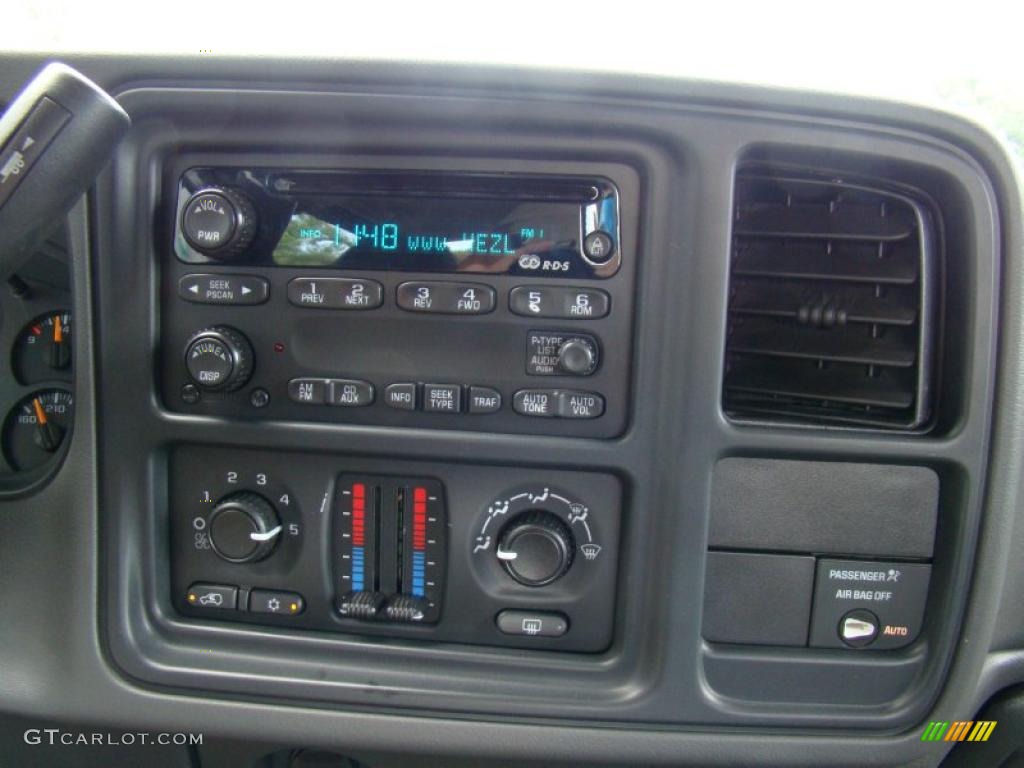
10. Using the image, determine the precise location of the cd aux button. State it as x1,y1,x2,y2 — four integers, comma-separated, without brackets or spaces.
396,281,496,315
287,277,383,309
327,379,375,407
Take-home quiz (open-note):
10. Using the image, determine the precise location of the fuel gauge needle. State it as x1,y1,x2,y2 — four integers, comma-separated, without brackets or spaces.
48,314,70,369
32,398,63,452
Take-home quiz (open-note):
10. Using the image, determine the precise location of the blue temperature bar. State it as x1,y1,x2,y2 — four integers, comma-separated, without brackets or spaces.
352,546,365,591
412,551,425,597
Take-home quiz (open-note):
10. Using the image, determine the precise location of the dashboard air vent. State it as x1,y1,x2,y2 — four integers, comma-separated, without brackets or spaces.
724,172,936,430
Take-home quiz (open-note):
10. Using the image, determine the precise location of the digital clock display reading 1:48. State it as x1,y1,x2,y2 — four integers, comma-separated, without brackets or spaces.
352,223,399,250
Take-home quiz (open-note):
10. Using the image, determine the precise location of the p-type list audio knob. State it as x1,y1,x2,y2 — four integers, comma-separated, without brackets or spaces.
181,187,257,260
184,326,254,391
496,510,576,587
557,336,598,376
208,492,281,563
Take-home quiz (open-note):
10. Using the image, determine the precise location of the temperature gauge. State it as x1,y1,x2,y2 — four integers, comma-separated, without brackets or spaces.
13,311,72,384
3,389,73,471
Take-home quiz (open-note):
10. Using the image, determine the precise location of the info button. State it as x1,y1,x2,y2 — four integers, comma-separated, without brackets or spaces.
385,383,417,411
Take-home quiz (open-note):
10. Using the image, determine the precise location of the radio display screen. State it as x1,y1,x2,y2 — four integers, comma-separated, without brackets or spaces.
271,195,590,273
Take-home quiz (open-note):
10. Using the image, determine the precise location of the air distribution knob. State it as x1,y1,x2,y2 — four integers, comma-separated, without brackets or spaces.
208,492,281,563
180,187,257,260
184,326,254,392
496,510,575,587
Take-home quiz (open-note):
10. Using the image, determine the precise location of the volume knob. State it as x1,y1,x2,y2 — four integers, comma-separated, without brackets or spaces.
184,325,254,392
181,187,257,260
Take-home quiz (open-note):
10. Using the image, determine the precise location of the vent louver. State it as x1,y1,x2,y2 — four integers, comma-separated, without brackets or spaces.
724,172,936,430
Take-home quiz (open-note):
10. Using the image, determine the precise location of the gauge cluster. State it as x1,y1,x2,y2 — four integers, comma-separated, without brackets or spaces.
0,224,74,492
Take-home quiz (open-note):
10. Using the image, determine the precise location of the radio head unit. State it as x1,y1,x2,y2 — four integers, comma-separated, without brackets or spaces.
174,168,621,279
162,161,636,438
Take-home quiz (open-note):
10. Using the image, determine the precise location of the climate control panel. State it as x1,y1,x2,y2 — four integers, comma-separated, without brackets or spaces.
171,445,621,650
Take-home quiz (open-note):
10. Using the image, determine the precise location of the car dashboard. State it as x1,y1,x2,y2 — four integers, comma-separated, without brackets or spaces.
0,52,1022,767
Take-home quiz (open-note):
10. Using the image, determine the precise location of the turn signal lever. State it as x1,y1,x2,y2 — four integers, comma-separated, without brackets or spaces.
0,62,130,271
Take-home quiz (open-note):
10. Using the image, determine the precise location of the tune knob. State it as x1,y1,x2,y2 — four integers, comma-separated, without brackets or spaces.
496,510,575,587
181,187,257,260
184,326,254,392
557,337,598,376
208,492,281,563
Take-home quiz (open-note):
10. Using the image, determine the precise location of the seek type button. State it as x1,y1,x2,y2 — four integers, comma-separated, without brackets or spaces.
809,558,931,650
179,273,269,305
423,383,461,413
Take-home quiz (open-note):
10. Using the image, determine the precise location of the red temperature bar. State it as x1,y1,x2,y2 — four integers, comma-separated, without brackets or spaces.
413,486,427,550
352,482,366,547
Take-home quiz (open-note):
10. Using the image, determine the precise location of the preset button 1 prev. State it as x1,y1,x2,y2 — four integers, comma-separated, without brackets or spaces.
287,278,384,309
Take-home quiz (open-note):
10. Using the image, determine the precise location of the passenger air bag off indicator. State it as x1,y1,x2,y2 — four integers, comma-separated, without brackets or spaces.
808,558,931,649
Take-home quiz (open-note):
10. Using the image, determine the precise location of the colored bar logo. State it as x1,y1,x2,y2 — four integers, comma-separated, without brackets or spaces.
921,720,997,742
